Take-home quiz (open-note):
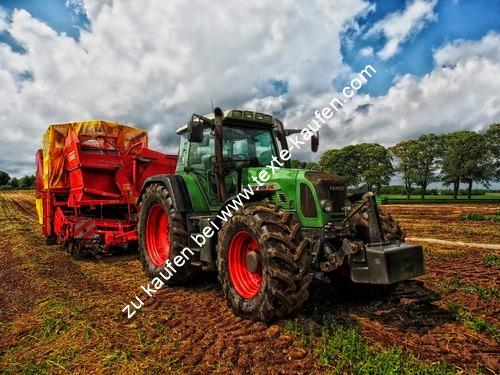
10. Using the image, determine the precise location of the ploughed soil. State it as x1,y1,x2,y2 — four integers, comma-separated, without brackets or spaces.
0,191,498,374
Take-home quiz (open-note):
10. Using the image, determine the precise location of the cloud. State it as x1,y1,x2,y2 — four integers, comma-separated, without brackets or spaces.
243,95,287,114
0,0,373,176
434,31,500,66
0,7,8,31
367,0,437,60
65,0,86,15
359,46,374,57
314,32,500,153
80,0,112,21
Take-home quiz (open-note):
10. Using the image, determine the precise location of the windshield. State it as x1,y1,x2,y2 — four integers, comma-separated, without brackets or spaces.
188,126,277,168
223,126,277,166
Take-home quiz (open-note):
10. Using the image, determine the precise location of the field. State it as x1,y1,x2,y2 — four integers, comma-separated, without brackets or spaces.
381,192,500,204
0,191,499,374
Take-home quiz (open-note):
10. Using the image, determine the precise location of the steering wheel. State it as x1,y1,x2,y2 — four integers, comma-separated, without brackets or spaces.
232,154,248,161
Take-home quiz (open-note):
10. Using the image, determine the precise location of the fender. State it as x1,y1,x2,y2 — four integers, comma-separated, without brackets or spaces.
139,174,192,213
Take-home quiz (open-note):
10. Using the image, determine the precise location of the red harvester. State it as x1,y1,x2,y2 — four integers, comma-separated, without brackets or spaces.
35,121,176,257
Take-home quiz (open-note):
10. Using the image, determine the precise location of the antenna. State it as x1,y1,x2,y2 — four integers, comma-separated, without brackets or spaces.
211,99,215,112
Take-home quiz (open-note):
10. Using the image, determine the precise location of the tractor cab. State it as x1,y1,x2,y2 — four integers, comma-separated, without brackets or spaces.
175,108,318,209
177,120,278,206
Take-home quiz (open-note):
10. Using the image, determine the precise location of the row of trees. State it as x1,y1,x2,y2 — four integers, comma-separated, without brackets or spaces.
0,125,498,198
312,124,499,199
0,171,36,190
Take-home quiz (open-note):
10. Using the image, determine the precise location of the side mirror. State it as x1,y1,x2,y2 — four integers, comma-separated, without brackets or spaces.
311,132,319,153
188,116,204,143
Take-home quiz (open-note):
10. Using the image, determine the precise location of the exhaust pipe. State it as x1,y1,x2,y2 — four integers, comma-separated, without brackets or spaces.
213,107,226,201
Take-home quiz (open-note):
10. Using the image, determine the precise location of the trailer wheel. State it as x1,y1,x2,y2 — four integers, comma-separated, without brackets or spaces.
45,236,57,245
68,240,84,260
217,203,312,322
138,183,199,284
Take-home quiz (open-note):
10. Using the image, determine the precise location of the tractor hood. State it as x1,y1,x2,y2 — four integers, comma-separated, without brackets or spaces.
241,167,347,227
242,167,300,206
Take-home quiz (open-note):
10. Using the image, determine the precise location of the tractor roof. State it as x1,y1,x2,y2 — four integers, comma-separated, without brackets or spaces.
176,109,278,134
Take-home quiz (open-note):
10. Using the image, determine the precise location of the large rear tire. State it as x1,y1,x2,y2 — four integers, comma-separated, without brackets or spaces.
138,183,200,284
217,203,312,322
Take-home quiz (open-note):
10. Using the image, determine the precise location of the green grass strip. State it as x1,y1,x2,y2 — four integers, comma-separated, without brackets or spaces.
447,303,500,342
483,253,500,268
283,319,454,375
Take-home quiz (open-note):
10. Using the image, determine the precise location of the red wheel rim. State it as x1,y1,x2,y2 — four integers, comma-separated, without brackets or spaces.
228,230,262,299
145,204,170,267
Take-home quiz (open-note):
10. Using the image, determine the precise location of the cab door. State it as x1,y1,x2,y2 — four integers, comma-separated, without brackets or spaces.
185,128,221,210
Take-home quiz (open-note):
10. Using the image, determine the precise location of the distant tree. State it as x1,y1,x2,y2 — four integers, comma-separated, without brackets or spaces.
290,159,306,169
305,162,320,170
320,144,393,192
0,171,10,186
441,131,491,199
359,143,393,193
441,132,467,199
10,177,19,188
413,134,441,199
319,146,364,187
289,160,320,170
485,123,499,180
460,132,495,199
390,140,418,199
19,175,36,189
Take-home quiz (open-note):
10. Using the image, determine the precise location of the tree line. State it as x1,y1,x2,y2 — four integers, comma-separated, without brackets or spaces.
0,124,498,198
296,123,499,200
0,171,36,190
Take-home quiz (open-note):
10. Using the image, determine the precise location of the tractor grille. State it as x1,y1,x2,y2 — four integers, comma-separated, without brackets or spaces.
305,171,347,213
300,183,317,217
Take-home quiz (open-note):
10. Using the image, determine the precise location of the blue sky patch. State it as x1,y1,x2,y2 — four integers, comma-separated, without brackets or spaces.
341,0,500,96
0,0,88,39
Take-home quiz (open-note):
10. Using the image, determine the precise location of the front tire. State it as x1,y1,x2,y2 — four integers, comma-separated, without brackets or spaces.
138,183,199,284
217,203,312,322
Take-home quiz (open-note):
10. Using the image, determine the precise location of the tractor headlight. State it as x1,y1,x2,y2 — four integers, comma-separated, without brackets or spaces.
321,200,334,213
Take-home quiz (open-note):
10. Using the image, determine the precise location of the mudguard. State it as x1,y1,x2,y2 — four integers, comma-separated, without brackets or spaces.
140,174,192,213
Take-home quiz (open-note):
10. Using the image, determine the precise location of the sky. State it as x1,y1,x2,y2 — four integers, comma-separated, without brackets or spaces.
0,0,499,178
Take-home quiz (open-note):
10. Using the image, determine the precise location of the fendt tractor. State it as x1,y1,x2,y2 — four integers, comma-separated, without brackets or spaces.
36,108,424,321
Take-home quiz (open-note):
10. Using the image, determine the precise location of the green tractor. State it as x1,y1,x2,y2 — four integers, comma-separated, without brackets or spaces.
138,108,424,321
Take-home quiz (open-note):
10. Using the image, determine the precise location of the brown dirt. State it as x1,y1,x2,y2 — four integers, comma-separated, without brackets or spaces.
387,203,500,244
385,205,499,372
0,191,321,374
0,194,499,374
